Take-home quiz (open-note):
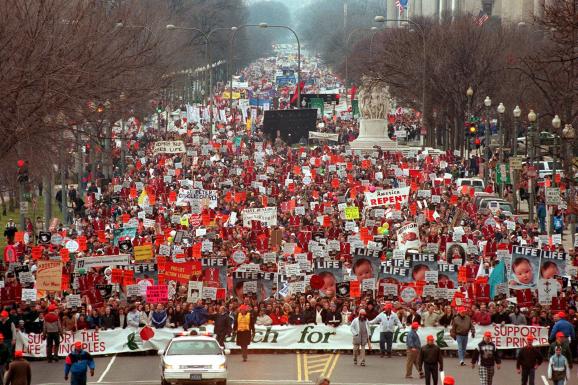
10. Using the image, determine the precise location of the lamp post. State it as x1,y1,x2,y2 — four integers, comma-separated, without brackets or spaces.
562,124,576,246
512,105,521,213
166,25,235,127
375,15,427,145
549,114,561,235
497,102,506,196
466,87,474,156
527,109,537,224
483,96,492,186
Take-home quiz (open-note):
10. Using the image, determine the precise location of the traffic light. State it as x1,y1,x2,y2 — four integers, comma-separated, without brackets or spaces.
17,160,28,183
156,102,164,114
469,125,477,135
96,103,105,113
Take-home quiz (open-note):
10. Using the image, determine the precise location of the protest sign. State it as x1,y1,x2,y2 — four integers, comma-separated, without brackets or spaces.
133,245,153,262
163,261,202,284
344,206,360,220
397,223,420,251
74,255,131,272
153,141,186,154
176,189,218,209
364,187,410,208
242,207,278,228
509,246,540,290
146,285,168,303
36,261,62,291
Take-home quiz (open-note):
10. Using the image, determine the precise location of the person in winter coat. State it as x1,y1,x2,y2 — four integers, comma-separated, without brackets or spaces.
368,303,401,358
234,305,255,362
64,342,95,385
549,312,576,342
184,301,209,330
0,334,11,384
212,306,232,347
471,331,501,385
451,307,475,366
418,335,443,385
301,302,316,324
4,350,30,385
150,304,168,329
350,309,371,367
547,345,570,385
548,332,573,367
42,305,63,363
516,335,543,385
126,305,140,329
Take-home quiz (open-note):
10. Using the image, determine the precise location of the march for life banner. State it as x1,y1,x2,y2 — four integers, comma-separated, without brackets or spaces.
18,324,549,357
242,207,278,228
152,140,186,155
364,187,410,208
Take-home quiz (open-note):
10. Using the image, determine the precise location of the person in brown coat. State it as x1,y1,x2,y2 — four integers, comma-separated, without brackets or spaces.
4,350,31,385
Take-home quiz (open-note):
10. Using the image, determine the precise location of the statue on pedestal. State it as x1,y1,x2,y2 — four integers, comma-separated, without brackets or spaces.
357,77,391,120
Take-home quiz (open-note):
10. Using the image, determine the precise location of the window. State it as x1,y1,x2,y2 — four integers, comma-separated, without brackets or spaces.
482,0,493,15
167,340,222,356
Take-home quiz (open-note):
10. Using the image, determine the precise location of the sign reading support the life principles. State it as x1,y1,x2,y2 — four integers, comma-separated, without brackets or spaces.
152,141,186,155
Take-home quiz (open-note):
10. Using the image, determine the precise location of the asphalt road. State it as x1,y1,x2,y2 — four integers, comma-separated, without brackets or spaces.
29,352,556,385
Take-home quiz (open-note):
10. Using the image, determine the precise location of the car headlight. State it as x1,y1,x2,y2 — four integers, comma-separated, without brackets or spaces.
216,363,226,369
164,364,179,369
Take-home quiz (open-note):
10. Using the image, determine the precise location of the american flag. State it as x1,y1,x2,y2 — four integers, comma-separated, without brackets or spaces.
474,10,489,26
395,0,408,14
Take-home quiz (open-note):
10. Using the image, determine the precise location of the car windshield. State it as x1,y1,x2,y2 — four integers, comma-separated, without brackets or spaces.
499,203,513,212
167,340,222,356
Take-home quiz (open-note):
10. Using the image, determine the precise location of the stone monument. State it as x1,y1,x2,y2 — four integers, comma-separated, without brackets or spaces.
350,79,397,151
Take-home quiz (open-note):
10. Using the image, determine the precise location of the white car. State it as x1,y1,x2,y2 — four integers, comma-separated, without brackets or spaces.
159,334,229,385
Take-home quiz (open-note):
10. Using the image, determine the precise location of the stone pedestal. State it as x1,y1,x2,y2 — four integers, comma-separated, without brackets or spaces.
350,119,398,151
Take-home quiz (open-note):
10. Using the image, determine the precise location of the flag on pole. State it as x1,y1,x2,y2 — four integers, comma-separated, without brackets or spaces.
350,85,357,102
473,10,489,26
395,0,408,14
290,81,304,105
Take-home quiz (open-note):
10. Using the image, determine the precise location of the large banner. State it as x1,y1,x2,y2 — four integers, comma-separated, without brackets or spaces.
364,187,410,208
176,189,218,208
309,132,339,142
18,324,549,357
153,141,186,155
74,255,131,272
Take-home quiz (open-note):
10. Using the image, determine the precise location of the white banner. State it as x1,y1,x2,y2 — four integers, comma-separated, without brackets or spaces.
176,189,218,208
364,187,410,208
153,141,186,155
242,207,278,228
18,324,549,357
74,255,131,272
309,132,339,142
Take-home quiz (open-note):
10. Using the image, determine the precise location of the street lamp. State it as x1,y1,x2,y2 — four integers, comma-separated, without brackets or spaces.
527,109,537,223
512,105,521,213
483,96,492,185
551,115,561,187
375,15,427,145
497,102,505,196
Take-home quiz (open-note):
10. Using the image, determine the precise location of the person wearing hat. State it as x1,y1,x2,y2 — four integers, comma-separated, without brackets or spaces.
350,309,371,366
3,350,30,385
450,307,474,366
233,304,255,362
547,345,571,385
443,375,455,385
0,311,16,355
548,332,573,368
64,341,95,385
406,322,424,379
550,312,576,344
516,335,543,385
368,302,400,358
0,333,10,385
471,331,501,385
43,304,63,363
418,335,443,385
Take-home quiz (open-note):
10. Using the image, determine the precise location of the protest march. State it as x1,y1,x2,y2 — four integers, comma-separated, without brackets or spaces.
1,1,577,384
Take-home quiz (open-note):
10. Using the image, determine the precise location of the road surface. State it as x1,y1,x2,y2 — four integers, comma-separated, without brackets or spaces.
30,351,556,385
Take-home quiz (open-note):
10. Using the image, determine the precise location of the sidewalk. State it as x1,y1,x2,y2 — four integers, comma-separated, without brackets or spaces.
517,199,575,250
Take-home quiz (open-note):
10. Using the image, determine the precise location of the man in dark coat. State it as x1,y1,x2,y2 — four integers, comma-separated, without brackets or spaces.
4,350,31,385
212,306,232,347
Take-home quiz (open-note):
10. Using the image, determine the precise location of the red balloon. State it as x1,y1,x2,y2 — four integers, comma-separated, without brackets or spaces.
310,275,324,290
16,160,25,168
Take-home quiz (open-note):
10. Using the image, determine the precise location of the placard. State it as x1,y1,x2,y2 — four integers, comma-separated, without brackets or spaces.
146,285,168,303
36,261,63,291
153,141,186,154
134,245,153,261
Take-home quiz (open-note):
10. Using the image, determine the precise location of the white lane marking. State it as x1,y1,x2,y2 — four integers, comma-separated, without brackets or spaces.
97,354,117,383
541,375,549,385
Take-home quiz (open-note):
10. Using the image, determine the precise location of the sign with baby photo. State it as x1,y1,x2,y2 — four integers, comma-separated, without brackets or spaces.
509,246,541,290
